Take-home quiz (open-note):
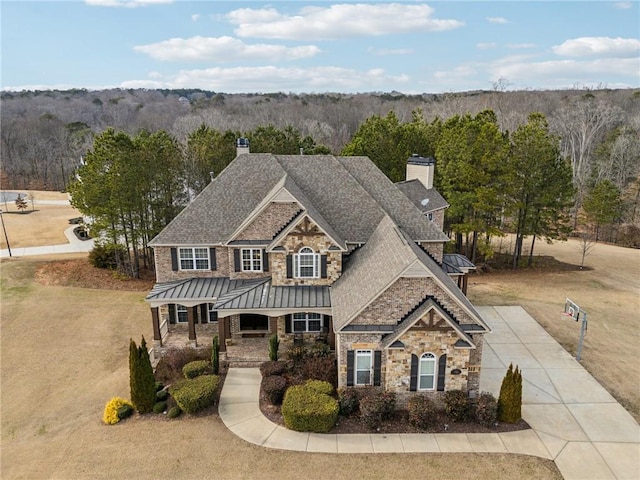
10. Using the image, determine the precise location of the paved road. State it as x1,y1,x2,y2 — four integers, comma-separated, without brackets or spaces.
0,225,94,258
219,306,640,480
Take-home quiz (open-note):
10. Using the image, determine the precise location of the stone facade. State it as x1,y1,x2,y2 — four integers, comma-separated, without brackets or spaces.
235,202,301,241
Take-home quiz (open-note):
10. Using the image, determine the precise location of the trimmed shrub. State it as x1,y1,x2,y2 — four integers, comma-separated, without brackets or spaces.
89,242,127,269
167,406,182,419
308,342,331,357
407,395,438,430
498,363,522,423
103,397,134,425
129,337,156,414
304,379,334,396
212,336,220,375
155,381,164,392
156,389,169,402
282,384,339,433
169,375,220,414
262,375,288,405
359,389,396,430
153,401,167,414
182,360,211,379
475,392,498,428
444,389,470,422
117,404,133,420
337,387,360,416
259,360,287,377
155,347,211,384
268,334,279,361
300,355,337,386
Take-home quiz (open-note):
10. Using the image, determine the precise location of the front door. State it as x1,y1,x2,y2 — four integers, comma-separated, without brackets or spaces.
239,314,269,331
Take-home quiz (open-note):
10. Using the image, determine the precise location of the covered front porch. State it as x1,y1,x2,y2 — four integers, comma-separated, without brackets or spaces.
145,276,334,363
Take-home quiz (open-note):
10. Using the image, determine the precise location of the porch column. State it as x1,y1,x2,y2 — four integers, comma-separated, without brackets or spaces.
151,307,162,345
462,275,468,295
218,316,229,352
188,306,197,342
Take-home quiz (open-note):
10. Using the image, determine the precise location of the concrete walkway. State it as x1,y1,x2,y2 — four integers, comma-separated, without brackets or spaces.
219,306,640,480
0,226,94,258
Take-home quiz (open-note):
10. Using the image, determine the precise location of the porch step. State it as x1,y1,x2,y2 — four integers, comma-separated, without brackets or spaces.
227,358,268,368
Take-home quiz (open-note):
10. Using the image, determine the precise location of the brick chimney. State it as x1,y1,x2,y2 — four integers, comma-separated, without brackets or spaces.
236,138,250,156
406,154,435,189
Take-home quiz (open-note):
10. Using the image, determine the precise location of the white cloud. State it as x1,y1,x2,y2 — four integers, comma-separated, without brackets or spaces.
120,65,410,93
191,14,200,22
486,16,508,24
507,43,536,49
85,0,171,7
227,4,464,40
134,36,321,62
553,37,640,57
434,65,477,80
614,2,633,8
476,42,497,49
368,47,414,56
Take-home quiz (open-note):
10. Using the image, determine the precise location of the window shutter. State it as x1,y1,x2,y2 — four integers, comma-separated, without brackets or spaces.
285,314,291,333
437,354,447,391
200,304,208,324
346,350,354,387
209,248,217,271
233,249,241,272
168,304,176,324
262,250,269,272
410,354,418,391
170,248,178,271
373,351,382,386
320,255,328,278
286,255,293,278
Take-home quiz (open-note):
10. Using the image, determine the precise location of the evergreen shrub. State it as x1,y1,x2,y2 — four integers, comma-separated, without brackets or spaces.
281,384,339,433
475,392,498,427
268,334,279,361
444,390,470,422
156,389,169,401
498,363,522,423
103,397,134,425
129,337,156,414
182,360,211,379
153,401,167,414
169,375,220,414
304,379,334,396
167,406,182,419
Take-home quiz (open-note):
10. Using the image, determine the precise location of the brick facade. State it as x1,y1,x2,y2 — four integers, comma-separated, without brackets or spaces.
235,202,301,241
420,241,444,263
154,246,230,283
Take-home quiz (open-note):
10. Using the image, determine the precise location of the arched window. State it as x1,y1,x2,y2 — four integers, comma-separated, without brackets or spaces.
294,246,319,278
419,353,436,390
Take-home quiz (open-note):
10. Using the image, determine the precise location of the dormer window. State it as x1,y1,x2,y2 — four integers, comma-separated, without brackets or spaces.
294,247,319,278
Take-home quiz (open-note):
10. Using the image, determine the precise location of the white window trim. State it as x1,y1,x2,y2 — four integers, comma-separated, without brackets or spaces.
418,352,436,391
292,312,322,332
241,248,263,272
293,247,320,278
176,304,188,323
179,247,210,271
355,349,373,386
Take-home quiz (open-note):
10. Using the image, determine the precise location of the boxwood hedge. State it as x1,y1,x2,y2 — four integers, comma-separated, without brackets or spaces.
281,384,338,433
169,375,219,414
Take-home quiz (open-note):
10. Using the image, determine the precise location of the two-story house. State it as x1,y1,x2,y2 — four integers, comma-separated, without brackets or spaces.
145,142,490,403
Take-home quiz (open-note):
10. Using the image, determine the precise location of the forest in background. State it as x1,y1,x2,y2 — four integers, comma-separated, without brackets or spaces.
2,87,639,273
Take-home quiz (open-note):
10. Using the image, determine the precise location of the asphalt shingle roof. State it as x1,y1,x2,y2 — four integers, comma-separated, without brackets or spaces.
395,179,450,213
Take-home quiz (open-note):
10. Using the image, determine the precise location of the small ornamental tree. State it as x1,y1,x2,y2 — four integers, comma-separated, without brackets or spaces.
129,337,156,414
15,195,28,213
498,363,523,423
211,335,219,375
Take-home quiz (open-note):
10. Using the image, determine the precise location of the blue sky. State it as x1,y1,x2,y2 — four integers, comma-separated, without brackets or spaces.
2,1,639,93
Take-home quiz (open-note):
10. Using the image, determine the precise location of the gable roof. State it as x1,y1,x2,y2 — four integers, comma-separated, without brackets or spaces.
395,179,449,213
150,153,448,247
331,214,490,332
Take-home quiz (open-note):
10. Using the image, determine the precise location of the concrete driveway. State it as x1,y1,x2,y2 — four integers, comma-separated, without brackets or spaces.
479,306,640,480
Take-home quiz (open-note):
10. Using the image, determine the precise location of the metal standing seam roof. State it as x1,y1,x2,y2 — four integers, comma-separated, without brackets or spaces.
214,279,331,310
443,253,477,271
146,277,251,302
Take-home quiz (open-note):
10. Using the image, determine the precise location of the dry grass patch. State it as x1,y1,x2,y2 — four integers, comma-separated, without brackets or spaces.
0,204,83,248
469,238,640,422
1,257,561,480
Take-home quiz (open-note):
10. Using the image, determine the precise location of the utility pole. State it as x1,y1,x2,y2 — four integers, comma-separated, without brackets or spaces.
0,209,11,257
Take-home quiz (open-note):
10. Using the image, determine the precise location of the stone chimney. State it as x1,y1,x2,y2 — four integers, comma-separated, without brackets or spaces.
236,137,250,156
406,154,435,189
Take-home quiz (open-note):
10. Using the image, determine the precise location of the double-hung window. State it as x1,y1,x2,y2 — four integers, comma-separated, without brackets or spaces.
292,312,322,332
208,303,218,323
294,247,319,278
241,248,262,272
355,350,373,386
176,305,188,323
418,352,436,390
179,247,209,270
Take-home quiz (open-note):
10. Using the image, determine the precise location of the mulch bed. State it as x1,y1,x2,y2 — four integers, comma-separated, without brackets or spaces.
259,387,529,435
